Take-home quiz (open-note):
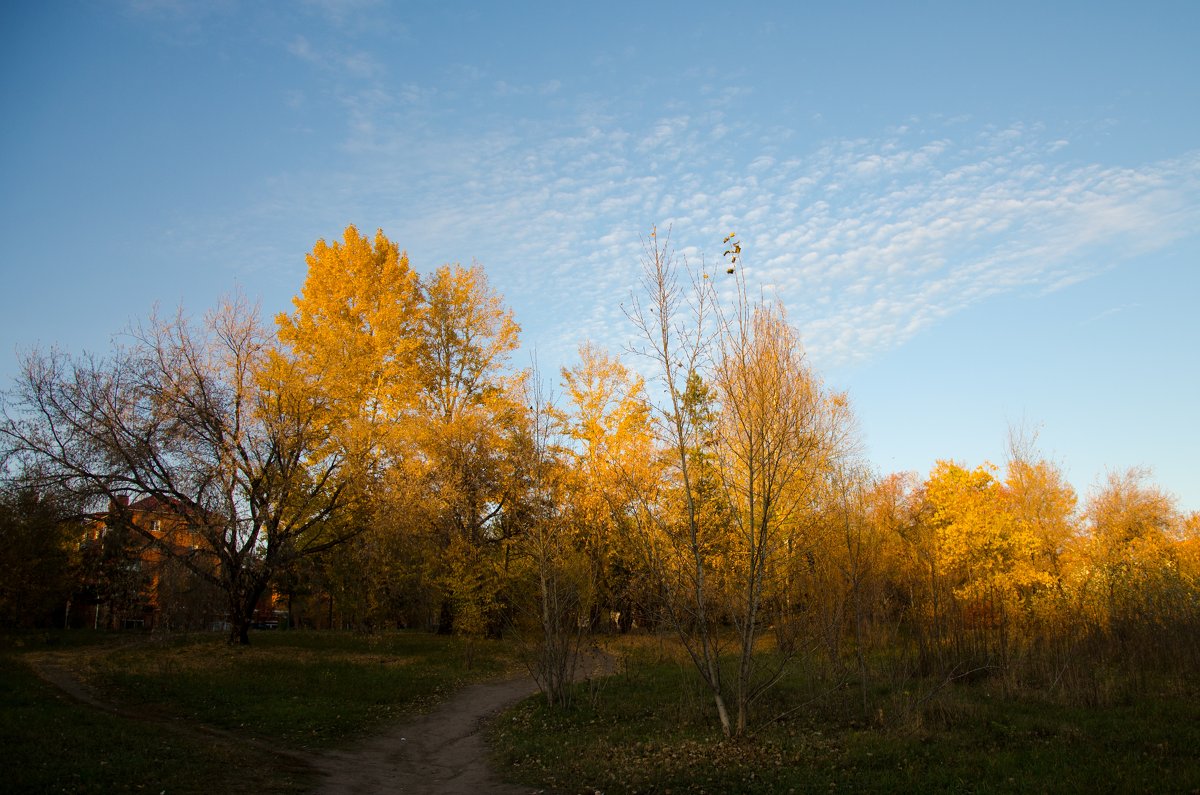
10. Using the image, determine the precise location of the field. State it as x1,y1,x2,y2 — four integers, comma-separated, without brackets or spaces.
4,629,1198,793
490,636,1200,793
0,629,517,794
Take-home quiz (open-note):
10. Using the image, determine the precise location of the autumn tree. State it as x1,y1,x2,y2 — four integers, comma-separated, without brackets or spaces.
556,342,655,631
273,229,528,635
624,229,852,736
710,271,852,734
275,224,423,470
1003,427,1077,582
1,296,365,644
273,225,425,629
1077,468,1193,651
868,470,951,671
922,460,1056,665
415,263,526,637
819,463,888,716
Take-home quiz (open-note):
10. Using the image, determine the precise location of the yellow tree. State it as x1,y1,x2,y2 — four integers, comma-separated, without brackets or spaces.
1078,468,1188,639
872,471,948,667
1003,458,1077,582
273,226,425,628
275,225,423,465
819,463,888,717
557,342,654,631
924,460,1053,659
712,289,848,735
414,263,525,635
624,229,851,737
1003,428,1077,582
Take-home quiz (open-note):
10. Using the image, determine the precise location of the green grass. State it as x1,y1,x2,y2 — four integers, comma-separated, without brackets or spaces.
491,639,1200,793
78,630,520,748
12,628,1197,793
0,648,309,794
2,628,519,794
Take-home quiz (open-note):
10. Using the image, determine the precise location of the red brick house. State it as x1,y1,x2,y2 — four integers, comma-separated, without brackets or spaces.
78,496,223,631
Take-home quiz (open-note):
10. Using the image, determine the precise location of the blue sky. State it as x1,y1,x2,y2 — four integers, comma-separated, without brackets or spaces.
2,1,1198,511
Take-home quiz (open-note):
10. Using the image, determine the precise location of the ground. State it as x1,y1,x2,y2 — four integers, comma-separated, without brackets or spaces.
312,674,537,794
21,638,599,794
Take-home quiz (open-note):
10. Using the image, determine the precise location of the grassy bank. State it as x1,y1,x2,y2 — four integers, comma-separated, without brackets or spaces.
491,637,1200,793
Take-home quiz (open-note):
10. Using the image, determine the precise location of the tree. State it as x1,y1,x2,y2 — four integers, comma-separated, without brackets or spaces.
710,273,848,735
273,235,528,636
0,484,78,628
623,228,851,737
1078,467,1190,645
1,296,365,644
556,342,654,631
1084,467,1179,550
273,225,426,630
925,461,1052,621
415,263,525,636
275,224,423,472
1003,427,1077,581
624,227,734,734
823,464,885,718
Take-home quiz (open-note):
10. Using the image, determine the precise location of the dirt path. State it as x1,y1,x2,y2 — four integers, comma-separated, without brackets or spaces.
28,653,537,793
312,673,539,795
26,650,614,794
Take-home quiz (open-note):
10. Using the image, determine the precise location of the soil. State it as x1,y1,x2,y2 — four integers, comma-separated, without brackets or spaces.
311,674,539,795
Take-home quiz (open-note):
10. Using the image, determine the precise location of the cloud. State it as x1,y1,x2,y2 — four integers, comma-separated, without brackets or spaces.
207,98,1200,378
299,0,400,36
119,0,236,44
492,79,564,97
286,34,383,79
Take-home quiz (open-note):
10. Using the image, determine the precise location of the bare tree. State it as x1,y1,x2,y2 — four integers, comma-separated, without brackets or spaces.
1,296,365,644
623,227,734,734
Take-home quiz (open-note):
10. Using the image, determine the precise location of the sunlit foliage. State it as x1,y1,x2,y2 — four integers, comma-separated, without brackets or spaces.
3,222,1196,734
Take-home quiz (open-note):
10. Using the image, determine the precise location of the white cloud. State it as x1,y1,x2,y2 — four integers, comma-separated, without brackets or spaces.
286,34,383,79
214,102,1200,378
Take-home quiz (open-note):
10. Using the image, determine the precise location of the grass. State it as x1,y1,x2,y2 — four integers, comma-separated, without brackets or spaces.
9,628,1197,793
491,635,1200,793
1,628,519,793
77,630,519,748
0,645,308,794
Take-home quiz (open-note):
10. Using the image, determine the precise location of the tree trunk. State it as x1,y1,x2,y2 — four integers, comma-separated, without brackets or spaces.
712,686,733,738
229,613,251,645
437,598,455,635
226,577,269,646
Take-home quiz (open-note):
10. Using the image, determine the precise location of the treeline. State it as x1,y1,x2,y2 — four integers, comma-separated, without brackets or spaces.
2,226,1197,734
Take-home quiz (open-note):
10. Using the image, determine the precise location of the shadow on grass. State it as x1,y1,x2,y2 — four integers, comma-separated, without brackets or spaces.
3,628,521,793
1,647,311,794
